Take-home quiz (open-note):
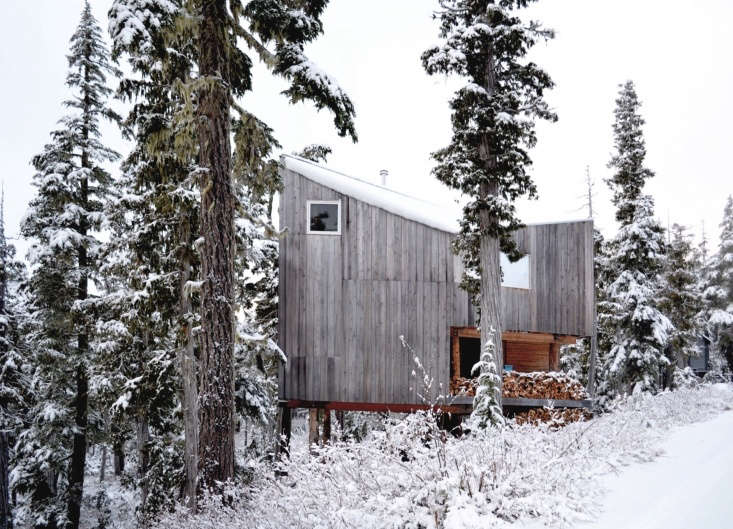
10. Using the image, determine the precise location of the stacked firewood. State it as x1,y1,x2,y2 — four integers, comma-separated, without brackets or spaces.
452,371,588,401
502,371,588,400
514,407,592,427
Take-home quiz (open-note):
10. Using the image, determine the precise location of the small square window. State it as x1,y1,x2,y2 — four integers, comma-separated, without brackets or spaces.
307,200,341,234
501,253,530,289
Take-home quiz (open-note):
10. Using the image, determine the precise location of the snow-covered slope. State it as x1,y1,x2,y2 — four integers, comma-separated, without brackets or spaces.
574,408,733,529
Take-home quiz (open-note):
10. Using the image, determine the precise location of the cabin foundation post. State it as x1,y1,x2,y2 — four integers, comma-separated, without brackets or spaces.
549,343,560,372
335,410,345,437
276,406,292,458
321,410,331,444
308,409,319,452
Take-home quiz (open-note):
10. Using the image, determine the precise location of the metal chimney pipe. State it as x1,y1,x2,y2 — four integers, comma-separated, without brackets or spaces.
379,169,388,187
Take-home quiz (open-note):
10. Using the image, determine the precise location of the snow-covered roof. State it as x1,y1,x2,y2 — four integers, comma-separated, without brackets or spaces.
281,154,592,233
281,154,461,233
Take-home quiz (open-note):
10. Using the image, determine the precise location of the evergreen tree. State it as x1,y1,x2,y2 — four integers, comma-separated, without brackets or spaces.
111,0,357,492
422,0,556,403
295,144,332,163
598,82,672,399
699,196,733,377
658,223,702,385
1,190,28,529
14,4,119,528
469,328,504,428
109,0,200,509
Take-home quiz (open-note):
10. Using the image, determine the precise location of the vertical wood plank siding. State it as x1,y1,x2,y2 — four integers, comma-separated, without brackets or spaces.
278,168,594,404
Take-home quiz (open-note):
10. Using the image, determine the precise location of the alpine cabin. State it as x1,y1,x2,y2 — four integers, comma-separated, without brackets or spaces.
277,154,594,415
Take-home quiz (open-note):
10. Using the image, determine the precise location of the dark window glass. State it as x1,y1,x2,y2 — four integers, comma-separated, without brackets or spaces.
309,202,339,232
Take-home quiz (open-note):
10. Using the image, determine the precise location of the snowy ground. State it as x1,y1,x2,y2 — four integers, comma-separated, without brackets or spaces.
572,409,733,529
150,383,733,529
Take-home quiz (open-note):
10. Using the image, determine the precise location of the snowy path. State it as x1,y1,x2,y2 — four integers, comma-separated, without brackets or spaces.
577,410,733,529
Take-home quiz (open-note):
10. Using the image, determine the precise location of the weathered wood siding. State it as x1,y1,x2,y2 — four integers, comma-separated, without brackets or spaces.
278,168,593,404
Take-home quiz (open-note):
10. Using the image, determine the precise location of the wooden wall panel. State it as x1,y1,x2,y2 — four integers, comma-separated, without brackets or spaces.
505,342,550,372
278,168,594,405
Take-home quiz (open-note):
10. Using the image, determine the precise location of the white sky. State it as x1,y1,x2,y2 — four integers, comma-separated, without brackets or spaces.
1,0,732,259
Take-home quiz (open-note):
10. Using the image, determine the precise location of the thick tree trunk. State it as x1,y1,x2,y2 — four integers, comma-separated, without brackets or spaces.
178,246,198,506
0,431,11,529
477,38,503,408
196,0,236,492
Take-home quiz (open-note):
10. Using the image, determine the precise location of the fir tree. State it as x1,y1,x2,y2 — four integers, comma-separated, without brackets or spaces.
0,189,27,529
422,0,556,402
14,4,119,528
470,328,504,429
109,0,200,508
699,196,733,377
111,0,357,492
295,144,332,163
657,223,702,385
598,82,672,399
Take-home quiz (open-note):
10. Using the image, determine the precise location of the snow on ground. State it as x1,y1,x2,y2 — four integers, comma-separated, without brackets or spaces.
152,383,733,529
575,408,733,529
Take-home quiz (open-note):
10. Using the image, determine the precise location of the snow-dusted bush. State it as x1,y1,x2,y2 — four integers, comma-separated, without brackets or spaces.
151,384,733,529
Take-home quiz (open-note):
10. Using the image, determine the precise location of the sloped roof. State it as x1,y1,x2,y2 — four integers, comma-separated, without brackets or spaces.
281,154,592,233
281,154,461,233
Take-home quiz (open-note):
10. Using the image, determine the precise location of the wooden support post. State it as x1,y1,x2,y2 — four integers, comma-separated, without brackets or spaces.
276,407,292,458
321,410,331,444
549,343,560,372
335,410,344,438
308,409,319,452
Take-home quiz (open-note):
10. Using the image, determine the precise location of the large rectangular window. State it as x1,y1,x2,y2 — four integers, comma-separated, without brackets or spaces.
500,253,530,289
307,200,341,234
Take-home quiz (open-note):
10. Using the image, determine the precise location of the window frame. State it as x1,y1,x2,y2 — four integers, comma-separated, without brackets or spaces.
500,253,531,290
306,199,342,235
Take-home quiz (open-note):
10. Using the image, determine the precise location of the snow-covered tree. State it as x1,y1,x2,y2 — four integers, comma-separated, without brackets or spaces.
699,196,733,378
111,0,356,492
295,144,332,163
598,82,672,400
108,0,200,510
422,0,556,404
470,328,504,429
657,224,702,385
0,190,28,529
13,4,119,528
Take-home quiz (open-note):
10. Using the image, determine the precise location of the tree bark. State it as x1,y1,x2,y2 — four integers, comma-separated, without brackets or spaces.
99,444,107,483
136,418,150,515
196,0,236,492
113,442,124,476
477,36,503,408
0,431,11,529
178,244,198,507
68,152,89,529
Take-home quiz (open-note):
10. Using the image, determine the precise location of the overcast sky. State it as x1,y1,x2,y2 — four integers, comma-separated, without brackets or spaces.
2,0,731,259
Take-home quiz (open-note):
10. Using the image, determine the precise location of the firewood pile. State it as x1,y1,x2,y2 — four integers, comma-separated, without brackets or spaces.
514,407,592,428
452,371,588,401
502,371,588,400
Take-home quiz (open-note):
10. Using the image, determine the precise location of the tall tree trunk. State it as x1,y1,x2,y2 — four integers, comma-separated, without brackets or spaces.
113,442,124,476
0,431,11,529
68,166,89,529
178,239,198,506
136,418,150,516
99,444,107,483
477,38,503,408
196,0,236,492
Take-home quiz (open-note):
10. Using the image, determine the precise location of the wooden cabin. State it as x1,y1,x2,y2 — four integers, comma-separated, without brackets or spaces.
277,154,594,416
